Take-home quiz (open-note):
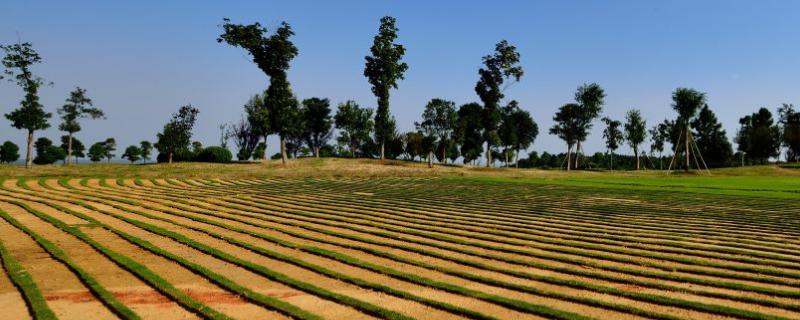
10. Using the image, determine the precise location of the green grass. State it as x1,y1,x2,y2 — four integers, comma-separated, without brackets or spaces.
0,221,57,320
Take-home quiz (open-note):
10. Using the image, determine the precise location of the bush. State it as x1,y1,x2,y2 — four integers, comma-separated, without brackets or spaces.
196,146,232,163
156,149,194,163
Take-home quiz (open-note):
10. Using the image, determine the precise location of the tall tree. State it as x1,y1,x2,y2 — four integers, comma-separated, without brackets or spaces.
301,97,333,157
736,107,780,164
0,141,20,164
57,87,104,165
60,135,85,163
573,83,606,169
601,117,623,170
778,103,800,162
624,109,647,170
334,101,373,158
649,121,670,169
475,40,523,167
364,16,408,160
155,105,199,163
219,19,299,165
670,88,706,171
550,103,582,171
2,42,51,168
122,145,142,163
417,98,457,165
140,141,153,164
691,104,733,167
456,102,484,165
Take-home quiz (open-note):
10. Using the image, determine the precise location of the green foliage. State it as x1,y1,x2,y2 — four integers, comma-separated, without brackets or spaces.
475,40,523,161
155,105,198,162
88,142,105,162
672,88,706,125
57,87,104,134
33,138,66,165
602,117,623,153
196,146,233,163
334,101,373,157
60,135,85,159
2,42,51,133
550,103,583,151
253,142,267,160
365,16,408,156
122,145,142,163
456,102,484,164
402,131,424,160
574,83,606,144
416,98,457,163
301,97,333,157
692,105,733,167
624,109,647,153
498,101,537,165
736,107,781,164
0,141,20,163
139,141,152,163
243,91,270,144
103,138,116,162
228,117,260,160
778,103,800,162
649,121,669,155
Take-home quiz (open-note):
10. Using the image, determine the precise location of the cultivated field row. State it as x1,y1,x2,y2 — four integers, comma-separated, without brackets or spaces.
0,177,798,319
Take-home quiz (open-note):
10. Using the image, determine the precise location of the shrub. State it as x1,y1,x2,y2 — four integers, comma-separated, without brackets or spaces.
196,146,232,163
0,141,20,163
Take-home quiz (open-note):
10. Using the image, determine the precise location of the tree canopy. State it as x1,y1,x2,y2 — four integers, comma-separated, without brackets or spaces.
334,101,373,158
624,109,647,170
156,105,199,163
301,97,333,157
601,117,623,170
736,107,780,164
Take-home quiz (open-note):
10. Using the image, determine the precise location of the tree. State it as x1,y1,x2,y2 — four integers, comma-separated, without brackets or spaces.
402,132,424,161
102,138,116,163
456,102,484,165
219,19,299,165
60,135,85,163
736,107,780,164
140,141,153,163
550,103,582,171
498,101,538,168
0,141,20,163
475,40,523,167
624,109,647,170
601,117,623,170
33,137,65,165
2,42,51,168
301,97,333,157
573,83,606,169
122,145,142,163
243,92,270,159
649,121,669,169
417,98,457,166
691,105,733,168
670,88,706,171
364,16,408,160
155,105,199,163
227,116,259,160
88,142,105,162
57,87,104,165
334,101,373,158
778,103,800,162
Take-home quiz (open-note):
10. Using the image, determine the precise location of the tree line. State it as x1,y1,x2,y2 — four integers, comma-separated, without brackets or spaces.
3,16,800,169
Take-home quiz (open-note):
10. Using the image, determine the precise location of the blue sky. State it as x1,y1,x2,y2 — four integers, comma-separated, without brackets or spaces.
1,1,799,161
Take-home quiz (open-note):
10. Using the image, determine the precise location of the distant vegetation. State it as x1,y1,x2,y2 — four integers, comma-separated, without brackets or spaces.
3,16,800,170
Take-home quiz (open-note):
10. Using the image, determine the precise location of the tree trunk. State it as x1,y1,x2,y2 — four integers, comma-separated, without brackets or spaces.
610,152,614,170
486,144,492,167
280,136,287,165
505,150,509,168
25,130,33,168
515,148,519,168
575,141,581,170
168,152,173,164
635,146,640,170
314,146,320,158
351,143,356,158
685,125,690,172
428,151,433,168
566,145,571,171
442,147,447,165
380,142,385,161
262,135,268,160
67,133,73,165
